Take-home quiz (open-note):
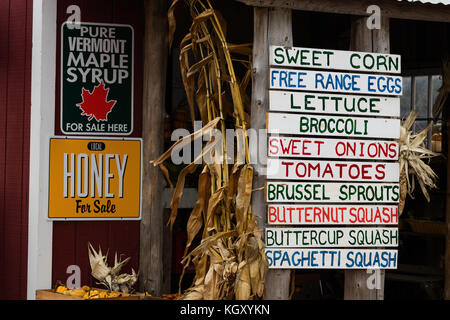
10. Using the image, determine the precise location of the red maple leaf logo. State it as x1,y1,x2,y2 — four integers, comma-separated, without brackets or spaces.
76,81,117,121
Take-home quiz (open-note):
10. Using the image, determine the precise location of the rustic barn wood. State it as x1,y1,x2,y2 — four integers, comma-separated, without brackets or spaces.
373,17,390,54
344,16,389,300
139,0,169,296
349,17,371,52
250,6,268,234
251,6,292,300
444,86,450,299
236,0,450,23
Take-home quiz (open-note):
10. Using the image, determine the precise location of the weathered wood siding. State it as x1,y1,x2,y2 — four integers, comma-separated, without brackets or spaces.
51,0,144,288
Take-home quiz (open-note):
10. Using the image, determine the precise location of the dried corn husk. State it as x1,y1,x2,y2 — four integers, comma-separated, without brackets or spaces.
398,110,440,215
87,242,138,293
88,242,110,281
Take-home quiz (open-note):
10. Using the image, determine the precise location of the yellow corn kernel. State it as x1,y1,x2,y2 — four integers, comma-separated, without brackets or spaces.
56,286,67,293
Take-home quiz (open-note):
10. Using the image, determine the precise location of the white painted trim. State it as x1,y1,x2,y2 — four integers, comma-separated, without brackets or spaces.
27,0,57,300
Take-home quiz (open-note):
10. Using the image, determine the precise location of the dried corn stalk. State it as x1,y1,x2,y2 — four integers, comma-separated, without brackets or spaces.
398,110,439,214
151,0,267,300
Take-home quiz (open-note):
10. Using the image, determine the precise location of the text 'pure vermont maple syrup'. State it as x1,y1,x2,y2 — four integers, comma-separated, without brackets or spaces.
61,22,134,136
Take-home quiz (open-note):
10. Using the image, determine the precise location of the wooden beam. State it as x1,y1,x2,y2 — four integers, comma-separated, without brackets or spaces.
445,131,450,300
250,6,292,300
235,0,450,23
441,21,450,300
443,71,450,300
349,16,371,52
268,7,293,47
249,7,269,164
139,0,169,296
344,16,389,300
372,16,390,53
27,0,57,299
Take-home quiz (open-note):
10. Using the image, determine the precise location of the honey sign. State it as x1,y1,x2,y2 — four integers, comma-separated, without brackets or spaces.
48,137,142,220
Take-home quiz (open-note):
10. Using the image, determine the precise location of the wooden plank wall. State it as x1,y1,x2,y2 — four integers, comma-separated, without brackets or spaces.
0,0,33,300
51,0,144,288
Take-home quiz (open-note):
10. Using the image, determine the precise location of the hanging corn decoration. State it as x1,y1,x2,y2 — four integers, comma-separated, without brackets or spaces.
398,110,439,215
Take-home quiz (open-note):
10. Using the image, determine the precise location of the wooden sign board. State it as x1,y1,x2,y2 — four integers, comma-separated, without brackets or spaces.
48,137,142,220
270,46,401,74
266,181,400,203
265,248,398,269
267,204,398,225
265,227,398,247
269,91,400,117
265,46,401,271
267,113,400,139
266,159,399,182
269,68,403,95
268,137,398,160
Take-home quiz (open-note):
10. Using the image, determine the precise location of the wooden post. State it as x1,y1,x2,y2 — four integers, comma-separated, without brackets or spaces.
27,0,57,299
139,0,169,296
236,0,450,24
344,16,390,300
443,84,450,300
251,6,292,300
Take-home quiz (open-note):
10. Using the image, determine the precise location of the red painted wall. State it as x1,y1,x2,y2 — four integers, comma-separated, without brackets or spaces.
51,0,144,288
0,0,33,300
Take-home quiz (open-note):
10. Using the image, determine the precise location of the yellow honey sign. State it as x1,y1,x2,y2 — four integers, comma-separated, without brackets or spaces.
48,137,142,219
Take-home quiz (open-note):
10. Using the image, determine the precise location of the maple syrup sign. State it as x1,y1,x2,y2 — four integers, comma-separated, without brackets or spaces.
48,137,142,220
61,22,134,135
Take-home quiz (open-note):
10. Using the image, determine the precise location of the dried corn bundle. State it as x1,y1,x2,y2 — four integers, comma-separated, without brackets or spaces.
151,0,267,299
398,110,439,214
88,243,138,293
